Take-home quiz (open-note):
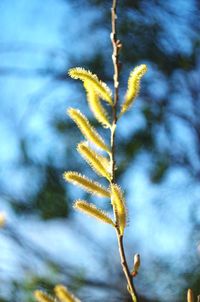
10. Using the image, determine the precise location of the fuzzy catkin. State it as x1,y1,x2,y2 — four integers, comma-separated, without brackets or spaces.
84,82,111,128
111,184,127,235
54,285,80,302
34,291,55,302
68,108,110,153
68,67,113,105
0,212,6,228
63,171,110,198
77,142,111,180
187,289,194,302
120,64,147,115
73,200,115,226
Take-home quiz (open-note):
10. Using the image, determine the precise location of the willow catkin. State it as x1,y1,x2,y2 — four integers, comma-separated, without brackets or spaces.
120,64,147,116
84,81,111,128
111,184,127,235
77,142,111,180
68,67,113,105
63,171,110,198
187,289,194,302
0,212,6,228
73,200,115,226
68,108,110,153
54,284,80,302
34,291,55,302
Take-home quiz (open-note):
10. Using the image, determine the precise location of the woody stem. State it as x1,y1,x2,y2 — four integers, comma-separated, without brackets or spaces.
110,0,138,301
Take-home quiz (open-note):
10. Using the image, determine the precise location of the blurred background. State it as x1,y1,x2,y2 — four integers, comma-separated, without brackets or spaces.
0,0,200,301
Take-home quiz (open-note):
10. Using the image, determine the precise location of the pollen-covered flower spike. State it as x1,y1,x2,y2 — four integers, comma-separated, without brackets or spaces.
63,171,110,198
54,284,81,302
68,108,110,153
0,212,6,228
34,290,55,302
84,81,111,129
187,289,194,302
120,64,147,116
77,142,111,180
68,67,113,105
73,200,115,227
111,184,127,235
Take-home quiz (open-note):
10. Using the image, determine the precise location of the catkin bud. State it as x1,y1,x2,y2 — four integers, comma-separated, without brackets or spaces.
131,254,140,277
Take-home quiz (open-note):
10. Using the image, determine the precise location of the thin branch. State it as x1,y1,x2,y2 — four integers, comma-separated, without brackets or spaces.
117,234,138,302
110,0,138,301
110,0,120,182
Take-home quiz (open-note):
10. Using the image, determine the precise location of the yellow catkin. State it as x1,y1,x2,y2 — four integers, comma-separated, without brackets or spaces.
0,212,6,228
73,200,115,226
68,108,110,153
111,184,127,235
54,285,80,302
84,81,111,129
68,67,113,105
77,142,111,180
63,171,110,198
120,64,147,115
187,289,194,302
34,290,55,302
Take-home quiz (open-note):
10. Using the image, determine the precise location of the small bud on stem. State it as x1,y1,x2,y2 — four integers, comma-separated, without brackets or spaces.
131,254,140,277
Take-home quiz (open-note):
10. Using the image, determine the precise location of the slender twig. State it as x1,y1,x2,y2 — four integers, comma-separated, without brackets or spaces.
110,1,138,301
110,0,118,183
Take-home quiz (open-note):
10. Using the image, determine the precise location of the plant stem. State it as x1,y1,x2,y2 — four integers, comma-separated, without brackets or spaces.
117,232,138,302
110,0,138,301
110,0,118,183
